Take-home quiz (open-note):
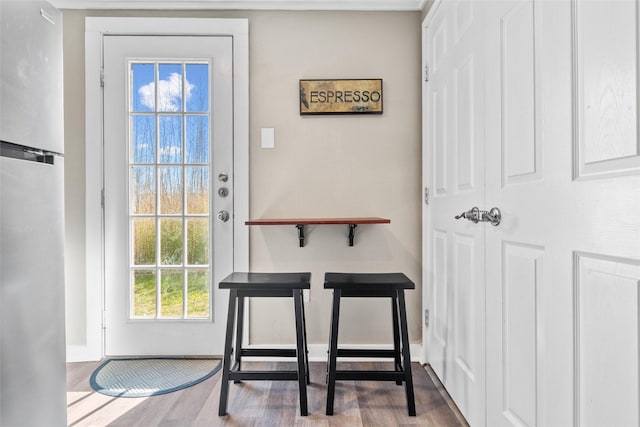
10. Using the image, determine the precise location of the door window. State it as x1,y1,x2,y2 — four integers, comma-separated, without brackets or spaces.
129,61,211,319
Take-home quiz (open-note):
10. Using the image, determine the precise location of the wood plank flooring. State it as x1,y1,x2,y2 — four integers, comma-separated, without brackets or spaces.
67,361,468,426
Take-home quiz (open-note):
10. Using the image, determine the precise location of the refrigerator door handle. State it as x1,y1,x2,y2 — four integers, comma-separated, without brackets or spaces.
0,141,61,164
36,154,56,165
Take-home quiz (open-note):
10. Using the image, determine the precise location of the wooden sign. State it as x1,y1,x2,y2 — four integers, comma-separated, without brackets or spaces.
299,79,383,115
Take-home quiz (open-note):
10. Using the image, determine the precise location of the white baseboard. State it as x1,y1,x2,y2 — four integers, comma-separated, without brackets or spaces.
244,343,424,363
66,344,102,363
66,342,425,364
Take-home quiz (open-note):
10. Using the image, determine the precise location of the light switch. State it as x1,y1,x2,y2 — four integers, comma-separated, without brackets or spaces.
261,127,275,149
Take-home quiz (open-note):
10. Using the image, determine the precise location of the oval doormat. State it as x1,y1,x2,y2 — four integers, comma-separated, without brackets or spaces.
90,358,221,398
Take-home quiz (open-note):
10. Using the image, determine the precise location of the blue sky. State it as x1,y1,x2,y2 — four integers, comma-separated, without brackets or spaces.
130,62,210,166
131,62,209,112
130,61,211,213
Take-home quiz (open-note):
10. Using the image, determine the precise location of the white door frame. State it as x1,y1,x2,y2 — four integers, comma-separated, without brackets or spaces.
421,1,437,367
71,17,248,362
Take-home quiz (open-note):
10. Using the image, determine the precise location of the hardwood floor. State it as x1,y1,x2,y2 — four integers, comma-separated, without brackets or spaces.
67,361,468,426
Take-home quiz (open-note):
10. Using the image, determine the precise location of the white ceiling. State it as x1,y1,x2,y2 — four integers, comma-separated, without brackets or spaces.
52,0,427,10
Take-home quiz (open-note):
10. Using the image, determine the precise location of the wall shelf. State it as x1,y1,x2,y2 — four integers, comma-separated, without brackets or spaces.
245,217,391,247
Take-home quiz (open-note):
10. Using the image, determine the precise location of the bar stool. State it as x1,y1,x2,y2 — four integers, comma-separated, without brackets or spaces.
218,272,311,416
324,272,416,416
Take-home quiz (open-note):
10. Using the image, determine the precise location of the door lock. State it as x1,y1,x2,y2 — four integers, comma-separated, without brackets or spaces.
218,187,229,197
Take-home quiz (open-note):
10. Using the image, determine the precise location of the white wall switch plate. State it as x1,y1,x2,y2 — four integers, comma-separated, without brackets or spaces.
261,127,275,149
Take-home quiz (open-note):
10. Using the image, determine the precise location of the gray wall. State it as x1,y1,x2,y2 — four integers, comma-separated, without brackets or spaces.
63,9,423,351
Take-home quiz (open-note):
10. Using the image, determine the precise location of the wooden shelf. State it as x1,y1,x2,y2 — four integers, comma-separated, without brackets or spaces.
245,217,390,226
245,217,391,247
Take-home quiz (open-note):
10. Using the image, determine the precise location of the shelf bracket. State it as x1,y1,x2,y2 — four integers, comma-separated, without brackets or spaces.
348,224,357,246
296,224,305,247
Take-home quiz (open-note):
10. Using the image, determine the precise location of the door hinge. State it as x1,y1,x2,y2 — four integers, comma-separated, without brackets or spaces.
100,67,105,88
424,64,429,82
101,188,105,208
424,309,430,328
424,187,430,205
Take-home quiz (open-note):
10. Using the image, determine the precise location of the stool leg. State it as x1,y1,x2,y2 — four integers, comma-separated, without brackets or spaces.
219,289,237,416
397,290,416,416
293,289,309,416
391,295,402,385
301,292,310,385
234,295,245,383
326,289,341,415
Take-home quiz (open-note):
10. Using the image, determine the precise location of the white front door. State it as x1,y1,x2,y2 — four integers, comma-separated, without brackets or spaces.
423,1,487,425
103,35,234,356
485,1,640,426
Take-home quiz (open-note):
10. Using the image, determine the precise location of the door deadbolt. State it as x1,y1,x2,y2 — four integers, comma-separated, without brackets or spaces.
218,187,229,197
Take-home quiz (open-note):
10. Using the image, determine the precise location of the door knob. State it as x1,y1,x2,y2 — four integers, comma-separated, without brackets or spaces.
218,172,229,182
455,207,501,226
217,210,230,222
482,207,501,226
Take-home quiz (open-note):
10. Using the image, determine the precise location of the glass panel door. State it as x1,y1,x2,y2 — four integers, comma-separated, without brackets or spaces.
103,35,234,356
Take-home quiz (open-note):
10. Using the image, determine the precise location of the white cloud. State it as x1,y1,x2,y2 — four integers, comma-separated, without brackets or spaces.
138,72,194,111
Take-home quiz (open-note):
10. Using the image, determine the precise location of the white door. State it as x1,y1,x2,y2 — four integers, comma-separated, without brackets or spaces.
103,35,234,356
484,1,640,427
424,1,640,426
423,1,487,425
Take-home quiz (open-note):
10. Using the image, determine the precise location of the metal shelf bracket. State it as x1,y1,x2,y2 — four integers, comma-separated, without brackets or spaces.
296,224,305,247
348,224,357,246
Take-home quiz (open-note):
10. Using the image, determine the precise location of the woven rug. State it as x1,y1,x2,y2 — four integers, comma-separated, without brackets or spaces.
90,358,221,398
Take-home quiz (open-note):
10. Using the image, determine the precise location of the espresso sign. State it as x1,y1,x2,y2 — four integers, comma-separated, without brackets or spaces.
299,79,383,115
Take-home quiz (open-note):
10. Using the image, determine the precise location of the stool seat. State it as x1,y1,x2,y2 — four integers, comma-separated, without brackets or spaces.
218,272,311,417
324,272,415,289
324,272,416,417
220,272,311,290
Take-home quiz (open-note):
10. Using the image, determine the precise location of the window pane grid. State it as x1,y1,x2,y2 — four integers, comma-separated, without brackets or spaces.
128,60,211,320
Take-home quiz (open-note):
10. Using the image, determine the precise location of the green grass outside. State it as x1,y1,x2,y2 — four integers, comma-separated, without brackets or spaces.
133,269,210,318
131,192,211,318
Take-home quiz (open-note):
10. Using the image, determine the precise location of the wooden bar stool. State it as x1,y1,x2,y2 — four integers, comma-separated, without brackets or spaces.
324,272,416,416
218,272,311,416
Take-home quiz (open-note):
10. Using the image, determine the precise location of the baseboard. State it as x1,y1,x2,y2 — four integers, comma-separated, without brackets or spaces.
66,344,102,363
244,343,424,363
423,364,470,426
66,342,425,364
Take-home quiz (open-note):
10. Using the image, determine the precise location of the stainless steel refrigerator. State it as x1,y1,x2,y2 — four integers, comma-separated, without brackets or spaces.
0,1,67,425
